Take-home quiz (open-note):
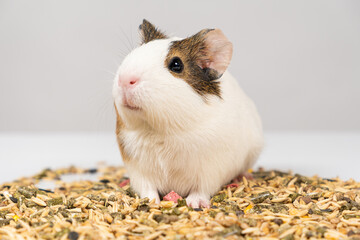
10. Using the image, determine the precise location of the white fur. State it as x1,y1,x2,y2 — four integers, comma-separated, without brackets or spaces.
113,38,263,208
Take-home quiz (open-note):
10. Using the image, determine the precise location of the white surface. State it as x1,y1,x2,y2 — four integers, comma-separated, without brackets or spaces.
1,1,360,131
0,131,359,183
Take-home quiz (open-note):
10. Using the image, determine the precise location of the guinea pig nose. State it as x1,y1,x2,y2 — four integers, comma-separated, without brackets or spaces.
118,76,140,88
129,78,137,85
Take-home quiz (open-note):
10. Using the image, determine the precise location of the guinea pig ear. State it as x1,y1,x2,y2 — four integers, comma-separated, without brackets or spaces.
139,19,167,44
196,29,233,76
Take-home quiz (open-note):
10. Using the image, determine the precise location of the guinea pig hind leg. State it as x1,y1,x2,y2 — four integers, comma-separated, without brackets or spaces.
186,192,210,209
232,171,254,183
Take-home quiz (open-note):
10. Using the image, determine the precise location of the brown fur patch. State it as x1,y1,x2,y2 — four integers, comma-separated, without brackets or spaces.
165,29,222,98
139,19,167,44
115,105,131,162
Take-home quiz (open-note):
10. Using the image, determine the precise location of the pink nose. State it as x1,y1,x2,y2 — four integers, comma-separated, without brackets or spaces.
118,76,139,89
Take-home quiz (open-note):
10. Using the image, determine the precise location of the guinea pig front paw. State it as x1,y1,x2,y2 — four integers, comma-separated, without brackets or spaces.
141,190,160,204
147,193,161,204
186,193,210,208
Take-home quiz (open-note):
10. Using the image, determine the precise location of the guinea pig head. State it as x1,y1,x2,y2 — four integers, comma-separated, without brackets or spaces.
113,19,233,132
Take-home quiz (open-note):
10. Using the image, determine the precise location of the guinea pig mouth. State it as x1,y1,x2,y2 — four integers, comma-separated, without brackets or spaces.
124,104,141,111
122,94,141,111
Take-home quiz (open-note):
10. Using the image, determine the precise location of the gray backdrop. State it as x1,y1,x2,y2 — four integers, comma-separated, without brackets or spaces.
1,0,359,131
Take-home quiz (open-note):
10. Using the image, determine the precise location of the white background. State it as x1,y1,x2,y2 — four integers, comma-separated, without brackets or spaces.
0,0,359,131
1,132,359,182
0,0,359,183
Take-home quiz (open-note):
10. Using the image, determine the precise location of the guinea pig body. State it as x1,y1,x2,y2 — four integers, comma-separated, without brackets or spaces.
113,20,263,208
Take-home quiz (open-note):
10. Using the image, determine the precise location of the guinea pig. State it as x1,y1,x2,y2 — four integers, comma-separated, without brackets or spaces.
113,19,263,208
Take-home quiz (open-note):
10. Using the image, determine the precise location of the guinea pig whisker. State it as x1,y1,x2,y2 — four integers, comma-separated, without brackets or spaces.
101,69,116,78
119,27,135,53
92,85,114,132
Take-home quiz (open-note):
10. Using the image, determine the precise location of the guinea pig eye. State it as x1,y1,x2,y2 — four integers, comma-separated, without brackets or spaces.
168,57,184,73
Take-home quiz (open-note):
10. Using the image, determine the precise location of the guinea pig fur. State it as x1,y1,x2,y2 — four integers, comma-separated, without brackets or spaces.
113,19,264,208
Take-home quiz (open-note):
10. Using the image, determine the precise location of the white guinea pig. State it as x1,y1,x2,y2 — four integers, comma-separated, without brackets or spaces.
113,19,263,208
